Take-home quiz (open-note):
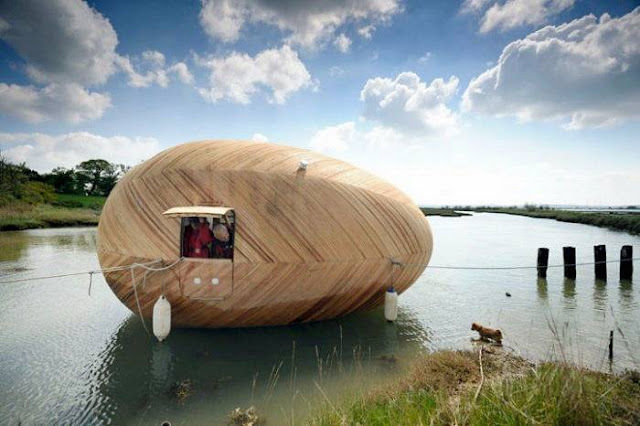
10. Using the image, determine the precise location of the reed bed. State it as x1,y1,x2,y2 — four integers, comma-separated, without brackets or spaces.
308,349,640,425
0,203,100,231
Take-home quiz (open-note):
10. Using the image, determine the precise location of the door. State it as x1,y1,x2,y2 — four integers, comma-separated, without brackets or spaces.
163,206,236,301
178,258,233,300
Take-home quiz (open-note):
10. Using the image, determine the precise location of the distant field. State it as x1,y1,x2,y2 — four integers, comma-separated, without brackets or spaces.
475,207,640,235
0,203,100,231
0,193,105,231
420,208,471,217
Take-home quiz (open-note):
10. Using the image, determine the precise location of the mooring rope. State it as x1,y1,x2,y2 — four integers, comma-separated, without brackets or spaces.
0,256,638,284
419,257,640,271
0,257,186,335
130,266,149,334
128,258,184,335
0,258,165,284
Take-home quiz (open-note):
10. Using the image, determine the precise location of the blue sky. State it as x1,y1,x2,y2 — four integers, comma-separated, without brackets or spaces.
0,0,639,205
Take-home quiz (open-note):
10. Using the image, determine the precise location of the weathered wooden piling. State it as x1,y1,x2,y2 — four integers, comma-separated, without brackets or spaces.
620,245,633,280
563,246,576,279
537,248,549,278
594,245,607,280
609,330,614,361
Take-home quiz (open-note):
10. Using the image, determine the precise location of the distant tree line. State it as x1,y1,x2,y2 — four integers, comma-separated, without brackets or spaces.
0,154,128,206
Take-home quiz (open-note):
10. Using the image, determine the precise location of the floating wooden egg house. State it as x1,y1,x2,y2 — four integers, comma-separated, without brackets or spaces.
97,140,433,328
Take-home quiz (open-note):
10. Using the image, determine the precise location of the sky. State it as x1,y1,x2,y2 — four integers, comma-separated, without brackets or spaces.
0,0,639,206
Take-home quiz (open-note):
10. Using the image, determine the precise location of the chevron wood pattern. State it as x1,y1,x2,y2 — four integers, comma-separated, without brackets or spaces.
97,140,433,328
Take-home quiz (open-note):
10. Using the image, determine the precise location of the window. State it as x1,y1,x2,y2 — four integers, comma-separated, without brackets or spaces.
163,207,235,260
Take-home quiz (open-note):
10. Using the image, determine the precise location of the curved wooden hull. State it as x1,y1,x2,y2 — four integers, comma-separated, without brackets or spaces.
97,140,432,328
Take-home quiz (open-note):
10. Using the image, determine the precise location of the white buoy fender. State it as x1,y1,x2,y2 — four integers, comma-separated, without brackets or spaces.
153,295,171,342
384,287,398,322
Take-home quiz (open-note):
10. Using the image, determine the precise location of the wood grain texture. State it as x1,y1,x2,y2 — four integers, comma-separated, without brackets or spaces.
97,140,433,328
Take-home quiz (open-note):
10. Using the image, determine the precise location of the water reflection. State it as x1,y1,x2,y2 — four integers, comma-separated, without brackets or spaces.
619,280,634,311
150,344,174,394
43,232,97,250
592,279,608,312
86,307,429,425
0,228,97,277
0,231,29,263
563,278,577,310
536,278,548,302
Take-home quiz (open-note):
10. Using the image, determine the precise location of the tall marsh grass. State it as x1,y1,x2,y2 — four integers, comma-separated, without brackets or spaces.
0,203,100,230
461,363,640,425
308,349,640,425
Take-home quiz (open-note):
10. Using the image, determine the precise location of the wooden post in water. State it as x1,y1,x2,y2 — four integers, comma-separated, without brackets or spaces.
563,246,576,279
620,245,633,280
609,330,614,361
537,248,549,278
594,245,607,280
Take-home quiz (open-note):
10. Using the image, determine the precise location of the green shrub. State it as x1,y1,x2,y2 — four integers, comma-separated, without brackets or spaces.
51,199,84,208
17,181,56,204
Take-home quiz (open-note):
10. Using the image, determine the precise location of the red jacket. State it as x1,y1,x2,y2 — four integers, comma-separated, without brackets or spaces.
186,223,213,258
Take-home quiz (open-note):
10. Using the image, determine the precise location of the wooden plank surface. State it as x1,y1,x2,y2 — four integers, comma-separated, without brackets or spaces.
98,140,433,328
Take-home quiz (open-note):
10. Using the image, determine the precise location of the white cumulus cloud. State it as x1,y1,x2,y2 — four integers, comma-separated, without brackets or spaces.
199,0,246,43
360,72,460,137
0,132,162,172
309,122,357,152
196,45,312,104
460,0,491,14
116,55,169,88
0,0,119,86
462,8,640,129
0,0,192,124
358,25,376,39
309,121,406,153
141,50,166,67
168,62,194,85
251,133,269,142
0,83,111,124
461,0,576,33
117,53,195,88
198,0,401,49
334,33,352,53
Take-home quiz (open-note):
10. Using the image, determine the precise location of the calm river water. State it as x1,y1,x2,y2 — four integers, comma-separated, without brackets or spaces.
1,213,638,425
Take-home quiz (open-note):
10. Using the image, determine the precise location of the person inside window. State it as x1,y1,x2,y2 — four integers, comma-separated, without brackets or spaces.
185,217,213,258
182,218,194,257
212,222,233,258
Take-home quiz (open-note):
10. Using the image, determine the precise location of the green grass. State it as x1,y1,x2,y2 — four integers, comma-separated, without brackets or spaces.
461,364,640,425
315,388,438,426
0,202,100,231
309,350,640,425
53,193,106,209
0,194,105,231
476,208,640,235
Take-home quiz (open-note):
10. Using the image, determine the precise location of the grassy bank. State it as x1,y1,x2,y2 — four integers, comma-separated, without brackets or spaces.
421,208,471,217
310,349,640,425
475,208,640,235
53,193,106,209
0,200,102,231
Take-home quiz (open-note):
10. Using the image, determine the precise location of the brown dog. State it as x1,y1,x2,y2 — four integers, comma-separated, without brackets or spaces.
471,322,503,344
